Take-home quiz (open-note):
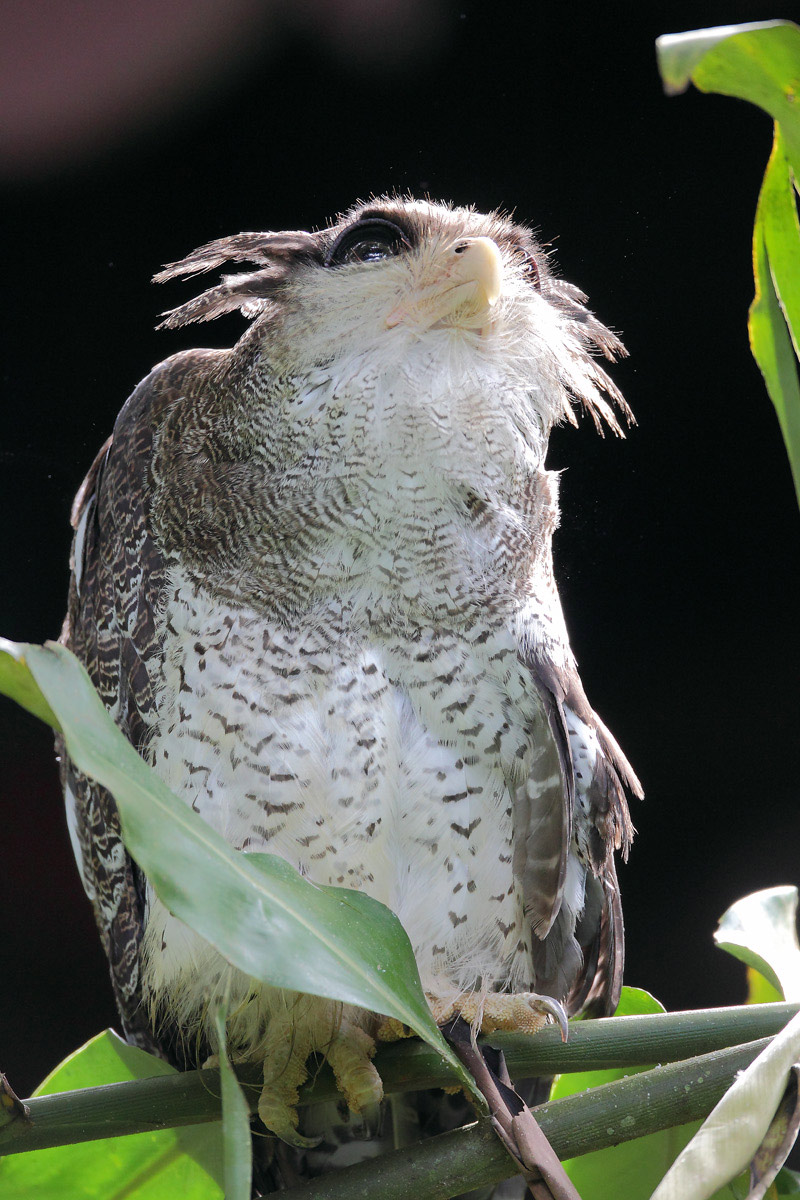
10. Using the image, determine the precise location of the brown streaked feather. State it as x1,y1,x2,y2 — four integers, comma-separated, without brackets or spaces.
521,647,639,1015
58,350,220,1048
512,682,573,940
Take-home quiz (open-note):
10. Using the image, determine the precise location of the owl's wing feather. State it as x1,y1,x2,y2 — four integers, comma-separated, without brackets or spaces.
520,651,641,1016
58,354,209,1050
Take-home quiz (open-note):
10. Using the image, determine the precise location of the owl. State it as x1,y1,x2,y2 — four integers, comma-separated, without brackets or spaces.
59,196,641,1182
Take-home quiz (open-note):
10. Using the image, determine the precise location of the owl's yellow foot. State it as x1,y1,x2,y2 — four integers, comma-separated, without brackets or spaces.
258,1014,317,1148
257,1007,382,1146
326,1021,382,1113
428,991,569,1040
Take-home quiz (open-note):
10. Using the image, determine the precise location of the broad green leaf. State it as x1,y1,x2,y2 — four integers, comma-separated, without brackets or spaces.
0,638,60,730
213,1007,251,1200
0,1031,223,1200
651,1009,800,1200
750,133,800,504
760,129,800,360
656,21,800,168
552,989,743,1200
656,22,800,507
715,887,800,1002
6,640,476,1100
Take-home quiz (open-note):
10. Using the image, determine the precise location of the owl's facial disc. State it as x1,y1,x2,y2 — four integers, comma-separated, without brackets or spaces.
385,236,503,332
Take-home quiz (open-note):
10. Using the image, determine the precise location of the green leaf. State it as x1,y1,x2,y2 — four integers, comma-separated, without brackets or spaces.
656,22,800,507
656,21,800,167
0,638,60,730
775,1165,800,1195
6,640,476,1101
750,131,800,504
212,1008,251,1200
715,887,800,1002
0,1031,223,1200
748,966,785,1006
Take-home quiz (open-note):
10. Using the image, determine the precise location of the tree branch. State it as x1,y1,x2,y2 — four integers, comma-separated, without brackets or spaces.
0,1002,795,1158
277,1037,775,1199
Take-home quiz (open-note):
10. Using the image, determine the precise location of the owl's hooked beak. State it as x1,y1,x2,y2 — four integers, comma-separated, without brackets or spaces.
386,236,503,333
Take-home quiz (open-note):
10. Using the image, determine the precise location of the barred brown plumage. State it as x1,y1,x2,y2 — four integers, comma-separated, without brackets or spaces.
58,196,641,1192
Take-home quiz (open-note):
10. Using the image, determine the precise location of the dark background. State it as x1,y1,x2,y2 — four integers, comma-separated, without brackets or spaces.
2,1,799,1097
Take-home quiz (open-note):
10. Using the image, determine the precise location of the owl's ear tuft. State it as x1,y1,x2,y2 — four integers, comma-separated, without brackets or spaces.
153,231,320,328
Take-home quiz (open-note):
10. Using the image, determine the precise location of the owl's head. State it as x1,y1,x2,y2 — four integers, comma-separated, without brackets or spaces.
155,196,631,435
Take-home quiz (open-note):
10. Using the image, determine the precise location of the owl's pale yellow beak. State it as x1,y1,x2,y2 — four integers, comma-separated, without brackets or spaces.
386,236,503,332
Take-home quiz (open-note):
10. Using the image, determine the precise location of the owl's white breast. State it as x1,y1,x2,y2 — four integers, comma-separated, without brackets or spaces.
144,565,544,1002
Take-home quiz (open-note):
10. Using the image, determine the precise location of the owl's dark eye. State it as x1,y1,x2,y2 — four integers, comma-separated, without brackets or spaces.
325,219,411,267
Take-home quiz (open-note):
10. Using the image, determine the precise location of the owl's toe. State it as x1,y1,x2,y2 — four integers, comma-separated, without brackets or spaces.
479,991,569,1040
427,989,569,1040
326,1021,382,1113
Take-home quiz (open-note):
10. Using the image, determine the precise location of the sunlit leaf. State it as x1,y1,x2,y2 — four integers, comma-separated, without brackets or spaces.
0,1031,223,1200
656,21,800,167
715,887,800,1002
1,640,476,1101
656,21,800,506
749,967,785,1007
750,132,800,504
0,638,60,730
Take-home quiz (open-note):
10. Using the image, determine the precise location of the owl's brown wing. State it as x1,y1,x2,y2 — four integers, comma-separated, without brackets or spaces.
517,650,641,1017
58,355,207,1050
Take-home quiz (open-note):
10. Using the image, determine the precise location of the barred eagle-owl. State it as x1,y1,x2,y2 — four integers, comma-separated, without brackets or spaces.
59,196,641,1179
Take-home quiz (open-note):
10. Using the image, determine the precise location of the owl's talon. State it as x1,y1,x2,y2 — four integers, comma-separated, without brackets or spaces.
536,994,569,1042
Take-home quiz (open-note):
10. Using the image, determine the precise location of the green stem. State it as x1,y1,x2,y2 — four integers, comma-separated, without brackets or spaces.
278,1037,772,1200
0,1002,795,1157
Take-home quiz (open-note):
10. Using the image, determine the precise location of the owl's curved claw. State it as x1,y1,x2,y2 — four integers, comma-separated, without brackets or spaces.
537,994,569,1042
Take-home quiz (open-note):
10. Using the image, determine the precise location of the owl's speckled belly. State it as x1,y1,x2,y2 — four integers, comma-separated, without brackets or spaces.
144,572,540,1005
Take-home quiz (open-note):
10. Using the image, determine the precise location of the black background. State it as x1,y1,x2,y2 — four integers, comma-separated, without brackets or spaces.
2,1,799,1097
